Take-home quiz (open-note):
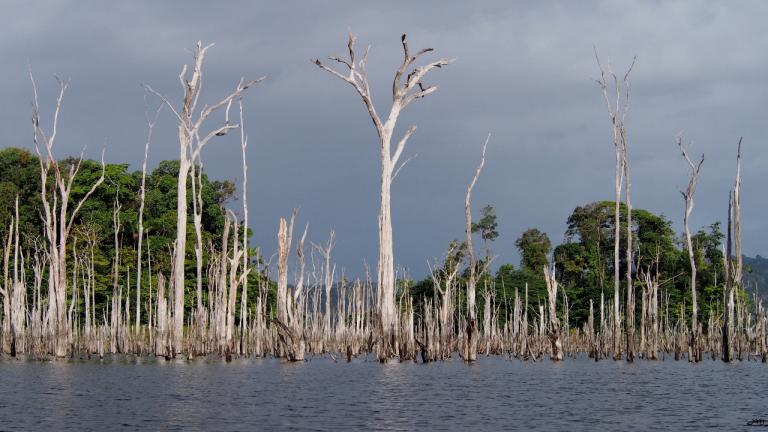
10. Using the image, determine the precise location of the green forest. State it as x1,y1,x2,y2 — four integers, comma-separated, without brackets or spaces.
0,146,744,329
0,146,268,320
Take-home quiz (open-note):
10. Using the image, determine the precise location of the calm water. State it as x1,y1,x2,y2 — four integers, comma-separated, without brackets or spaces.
0,355,766,431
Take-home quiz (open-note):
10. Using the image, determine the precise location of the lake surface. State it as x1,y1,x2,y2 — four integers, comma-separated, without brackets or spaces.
0,355,766,431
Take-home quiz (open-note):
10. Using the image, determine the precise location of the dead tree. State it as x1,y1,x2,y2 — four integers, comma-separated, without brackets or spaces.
544,265,564,360
314,34,452,360
595,50,635,360
733,138,743,295
677,135,704,361
313,231,336,343
238,99,251,354
225,210,243,351
1,214,12,354
145,42,263,354
4,198,25,354
30,71,106,356
723,138,742,362
286,223,309,361
276,211,297,327
621,72,636,363
136,96,162,343
190,155,206,313
428,241,462,359
462,136,489,361
110,196,123,353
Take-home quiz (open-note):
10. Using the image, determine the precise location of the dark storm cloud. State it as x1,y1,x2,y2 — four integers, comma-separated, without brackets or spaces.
1,1,766,277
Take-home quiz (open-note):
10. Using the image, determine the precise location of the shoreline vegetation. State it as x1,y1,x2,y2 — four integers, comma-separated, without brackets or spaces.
0,35,761,364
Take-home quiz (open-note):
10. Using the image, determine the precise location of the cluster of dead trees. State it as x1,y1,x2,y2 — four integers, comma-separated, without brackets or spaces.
591,52,753,364
0,35,764,364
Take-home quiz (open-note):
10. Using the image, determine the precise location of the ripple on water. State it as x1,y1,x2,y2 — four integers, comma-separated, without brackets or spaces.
0,356,766,431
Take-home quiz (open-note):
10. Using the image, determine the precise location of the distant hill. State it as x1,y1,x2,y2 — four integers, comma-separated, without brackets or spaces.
743,255,768,296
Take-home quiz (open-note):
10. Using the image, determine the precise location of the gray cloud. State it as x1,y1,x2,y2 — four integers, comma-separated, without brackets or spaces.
1,0,766,277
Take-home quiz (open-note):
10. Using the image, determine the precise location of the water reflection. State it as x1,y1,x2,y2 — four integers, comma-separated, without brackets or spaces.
0,356,766,430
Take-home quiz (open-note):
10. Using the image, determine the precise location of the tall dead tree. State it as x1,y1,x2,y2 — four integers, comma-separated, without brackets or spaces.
621,73,636,363
732,138,743,294
723,138,742,362
676,135,704,362
595,50,636,360
314,34,452,360
723,196,734,362
136,97,162,341
145,42,263,354
30,72,105,356
238,98,251,354
463,136,489,362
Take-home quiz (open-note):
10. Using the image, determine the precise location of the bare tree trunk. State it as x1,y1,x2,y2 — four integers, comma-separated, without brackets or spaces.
1,219,11,354
723,138,742,362
226,211,241,351
238,99,251,355
111,197,122,353
276,212,296,327
311,230,336,352
10,197,25,354
733,138,743,291
29,71,105,356
463,136,489,362
314,34,452,360
595,51,635,360
289,224,309,361
544,265,563,360
622,129,635,362
191,160,205,312
135,98,162,345
612,152,624,360
677,135,704,362
146,42,262,355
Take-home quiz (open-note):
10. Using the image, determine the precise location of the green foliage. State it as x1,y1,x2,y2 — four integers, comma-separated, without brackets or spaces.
0,148,42,239
410,200,738,330
0,147,246,320
515,228,551,272
472,204,499,243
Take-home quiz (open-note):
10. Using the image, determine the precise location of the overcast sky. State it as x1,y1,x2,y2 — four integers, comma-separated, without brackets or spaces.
1,1,765,278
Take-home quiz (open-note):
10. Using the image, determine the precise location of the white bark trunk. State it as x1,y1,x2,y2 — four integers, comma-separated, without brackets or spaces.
463,136,488,361
314,34,452,360
145,41,262,355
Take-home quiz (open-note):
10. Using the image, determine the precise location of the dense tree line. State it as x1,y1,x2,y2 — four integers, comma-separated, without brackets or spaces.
410,200,732,330
0,147,266,321
0,146,741,333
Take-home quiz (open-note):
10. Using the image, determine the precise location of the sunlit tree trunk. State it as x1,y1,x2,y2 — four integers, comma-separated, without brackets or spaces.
136,98,162,346
677,135,704,362
723,138,742,362
145,42,262,355
29,72,105,356
238,100,251,354
595,51,635,360
623,130,635,362
544,265,563,361
314,34,452,360
276,212,296,326
462,137,488,361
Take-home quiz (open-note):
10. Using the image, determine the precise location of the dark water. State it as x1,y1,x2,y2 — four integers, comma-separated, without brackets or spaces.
0,355,766,431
